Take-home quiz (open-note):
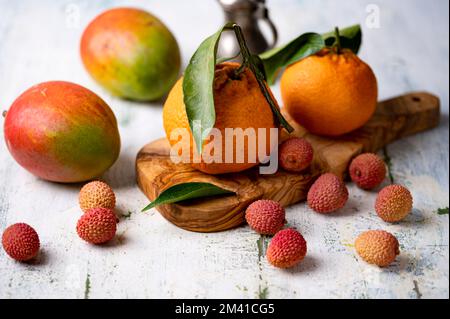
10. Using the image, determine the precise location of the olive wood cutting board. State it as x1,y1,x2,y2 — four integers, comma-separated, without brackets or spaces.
136,92,440,232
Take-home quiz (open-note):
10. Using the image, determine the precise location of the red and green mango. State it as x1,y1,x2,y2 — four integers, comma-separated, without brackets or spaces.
80,7,181,101
4,81,121,183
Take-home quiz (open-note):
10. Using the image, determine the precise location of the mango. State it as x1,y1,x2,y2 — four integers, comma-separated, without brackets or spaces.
3,81,121,183
80,7,181,101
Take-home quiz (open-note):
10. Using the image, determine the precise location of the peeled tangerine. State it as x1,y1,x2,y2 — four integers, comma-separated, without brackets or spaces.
2,223,40,261
79,181,116,213
267,229,307,268
349,153,386,190
375,185,413,222
355,230,399,267
307,173,349,213
245,200,285,235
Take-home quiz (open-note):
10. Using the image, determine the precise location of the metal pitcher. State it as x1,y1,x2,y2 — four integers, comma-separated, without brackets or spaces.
217,0,278,58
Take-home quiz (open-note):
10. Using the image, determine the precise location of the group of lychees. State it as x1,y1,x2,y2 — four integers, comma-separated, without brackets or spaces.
245,137,413,269
2,181,118,262
2,137,412,270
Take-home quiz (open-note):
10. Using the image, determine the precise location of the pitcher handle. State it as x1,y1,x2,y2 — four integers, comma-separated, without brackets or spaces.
255,1,278,49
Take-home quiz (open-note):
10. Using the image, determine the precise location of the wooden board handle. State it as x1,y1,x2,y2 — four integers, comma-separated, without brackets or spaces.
296,92,441,178
136,92,440,232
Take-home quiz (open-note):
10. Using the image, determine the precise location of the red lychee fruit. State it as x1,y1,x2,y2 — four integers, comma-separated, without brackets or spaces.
375,185,413,222
349,153,386,190
307,173,349,213
76,208,117,244
266,228,307,268
279,137,314,173
79,180,116,213
245,200,285,235
2,223,40,261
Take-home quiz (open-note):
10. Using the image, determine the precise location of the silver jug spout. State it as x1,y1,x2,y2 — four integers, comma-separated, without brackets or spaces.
217,0,278,59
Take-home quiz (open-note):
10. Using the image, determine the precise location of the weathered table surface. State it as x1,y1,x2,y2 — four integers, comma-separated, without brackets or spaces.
0,0,448,299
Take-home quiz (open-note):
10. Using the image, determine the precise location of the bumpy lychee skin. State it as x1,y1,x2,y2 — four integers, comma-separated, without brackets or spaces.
79,181,116,213
355,230,400,267
2,223,40,261
76,208,117,244
375,185,413,222
349,153,386,190
266,228,307,268
279,137,314,173
307,173,349,213
245,200,285,235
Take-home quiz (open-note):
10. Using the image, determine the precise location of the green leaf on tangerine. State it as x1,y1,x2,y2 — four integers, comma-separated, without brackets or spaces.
183,23,294,154
259,32,325,85
183,23,234,154
259,24,363,84
322,24,362,54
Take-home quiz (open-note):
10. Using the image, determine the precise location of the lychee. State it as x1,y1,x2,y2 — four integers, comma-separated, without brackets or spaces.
266,228,307,268
355,230,400,267
307,173,349,213
76,207,117,244
2,223,40,261
349,153,386,190
79,181,116,213
279,137,314,173
245,200,285,235
375,185,413,222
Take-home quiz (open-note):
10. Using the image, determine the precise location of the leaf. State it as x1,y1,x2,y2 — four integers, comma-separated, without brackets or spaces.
231,24,293,132
437,207,449,215
259,33,324,84
259,24,363,84
322,24,362,54
183,23,293,154
216,52,241,64
183,23,234,154
141,182,234,211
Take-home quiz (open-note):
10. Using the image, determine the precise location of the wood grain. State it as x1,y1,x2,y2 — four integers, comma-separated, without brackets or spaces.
136,92,440,232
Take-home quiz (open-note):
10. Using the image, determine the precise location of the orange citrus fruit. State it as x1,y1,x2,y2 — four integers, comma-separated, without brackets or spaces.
163,62,278,174
280,48,378,136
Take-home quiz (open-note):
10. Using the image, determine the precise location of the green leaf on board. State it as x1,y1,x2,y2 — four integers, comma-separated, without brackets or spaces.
141,182,235,211
437,207,449,215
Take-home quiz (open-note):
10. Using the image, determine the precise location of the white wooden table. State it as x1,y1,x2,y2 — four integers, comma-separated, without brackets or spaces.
0,0,448,299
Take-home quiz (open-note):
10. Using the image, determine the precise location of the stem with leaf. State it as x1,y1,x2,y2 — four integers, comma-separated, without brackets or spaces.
259,24,362,84
228,24,294,133
183,22,294,154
